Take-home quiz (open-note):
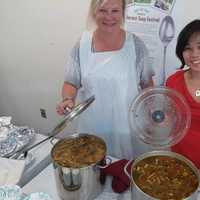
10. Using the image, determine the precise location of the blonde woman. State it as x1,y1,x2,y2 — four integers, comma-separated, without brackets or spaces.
56,0,154,159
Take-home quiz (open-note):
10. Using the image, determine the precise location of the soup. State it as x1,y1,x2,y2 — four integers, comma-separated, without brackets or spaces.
52,135,106,168
132,155,198,200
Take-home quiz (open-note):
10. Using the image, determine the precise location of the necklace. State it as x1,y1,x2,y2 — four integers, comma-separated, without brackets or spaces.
195,89,200,97
187,71,200,97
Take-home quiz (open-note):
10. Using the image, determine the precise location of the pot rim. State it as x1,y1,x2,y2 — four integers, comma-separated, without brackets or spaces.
130,150,200,199
51,133,107,169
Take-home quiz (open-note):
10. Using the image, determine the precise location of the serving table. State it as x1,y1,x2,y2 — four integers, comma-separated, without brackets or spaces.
22,163,200,200
18,134,56,187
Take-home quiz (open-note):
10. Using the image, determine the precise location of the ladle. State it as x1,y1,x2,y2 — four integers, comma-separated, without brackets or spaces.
9,95,95,159
159,15,175,85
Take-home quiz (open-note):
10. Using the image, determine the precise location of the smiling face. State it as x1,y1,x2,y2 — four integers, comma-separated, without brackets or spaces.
93,0,124,33
183,32,200,72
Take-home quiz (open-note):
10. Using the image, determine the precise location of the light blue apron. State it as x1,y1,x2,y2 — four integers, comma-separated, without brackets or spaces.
76,31,147,159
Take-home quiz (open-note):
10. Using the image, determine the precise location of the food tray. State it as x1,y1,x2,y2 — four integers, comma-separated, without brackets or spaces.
0,126,35,157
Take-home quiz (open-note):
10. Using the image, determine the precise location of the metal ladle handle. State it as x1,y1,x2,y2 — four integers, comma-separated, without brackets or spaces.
159,15,175,85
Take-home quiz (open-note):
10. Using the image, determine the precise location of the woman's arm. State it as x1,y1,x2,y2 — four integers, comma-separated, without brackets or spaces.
142,78,154,89
62,82,77,101
56,82,77,115
57,41,81,115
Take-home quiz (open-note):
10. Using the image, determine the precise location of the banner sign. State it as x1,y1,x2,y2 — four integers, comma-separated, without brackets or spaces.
125,0,184,85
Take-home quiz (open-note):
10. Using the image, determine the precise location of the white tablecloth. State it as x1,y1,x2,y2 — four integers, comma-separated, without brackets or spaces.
22,163,200,200
22,163,132,200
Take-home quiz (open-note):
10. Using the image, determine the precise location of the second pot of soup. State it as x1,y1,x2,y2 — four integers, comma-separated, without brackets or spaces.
51,133,107,200
128,150,199,200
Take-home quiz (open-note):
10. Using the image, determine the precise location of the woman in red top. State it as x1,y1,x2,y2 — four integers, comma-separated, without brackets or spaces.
166,19,200,168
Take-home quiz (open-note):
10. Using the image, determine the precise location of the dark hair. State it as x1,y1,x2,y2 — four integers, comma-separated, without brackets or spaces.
176,19,200,69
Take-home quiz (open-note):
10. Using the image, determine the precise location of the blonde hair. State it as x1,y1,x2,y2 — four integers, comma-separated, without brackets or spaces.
86,0,126,30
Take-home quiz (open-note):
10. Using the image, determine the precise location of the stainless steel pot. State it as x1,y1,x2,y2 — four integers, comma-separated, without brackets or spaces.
51,133,107,200
125,151,200,200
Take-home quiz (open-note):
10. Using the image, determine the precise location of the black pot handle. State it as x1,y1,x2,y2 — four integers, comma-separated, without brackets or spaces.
97,156,112,169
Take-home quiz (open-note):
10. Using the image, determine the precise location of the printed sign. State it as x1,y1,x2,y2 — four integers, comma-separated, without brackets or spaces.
125,0,184,85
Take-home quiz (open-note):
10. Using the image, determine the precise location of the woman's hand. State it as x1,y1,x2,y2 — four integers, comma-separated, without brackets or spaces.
56,98,75,115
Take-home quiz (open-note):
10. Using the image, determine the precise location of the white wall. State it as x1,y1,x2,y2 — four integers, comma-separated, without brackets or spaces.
0,0,90,133
0,0,199,133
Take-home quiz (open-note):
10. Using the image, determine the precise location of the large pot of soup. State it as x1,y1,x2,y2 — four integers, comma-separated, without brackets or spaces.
51,133,107,200
126,150,199,200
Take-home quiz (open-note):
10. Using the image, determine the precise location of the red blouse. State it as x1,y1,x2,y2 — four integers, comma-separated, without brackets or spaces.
166,70,200,168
